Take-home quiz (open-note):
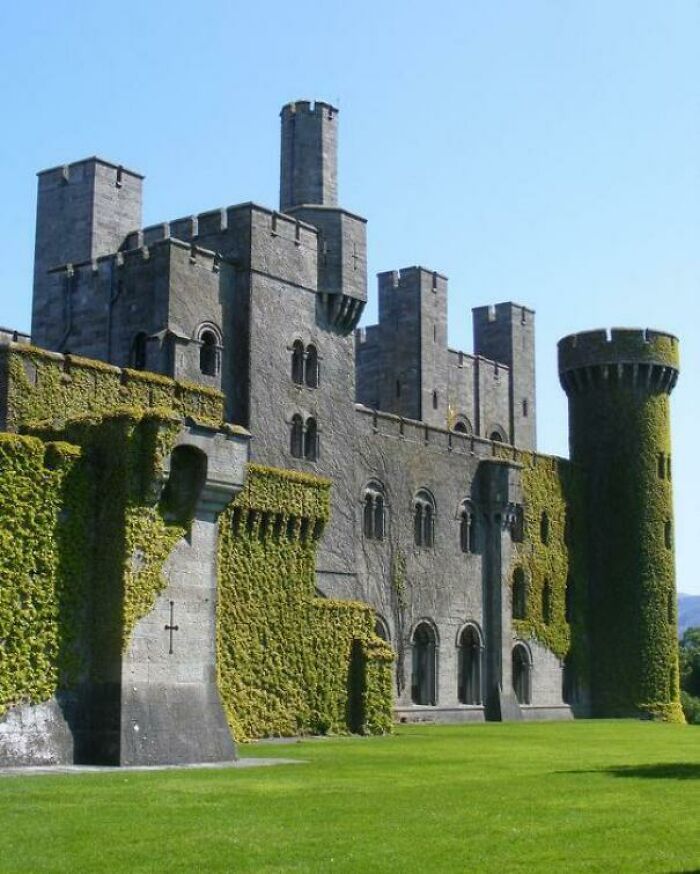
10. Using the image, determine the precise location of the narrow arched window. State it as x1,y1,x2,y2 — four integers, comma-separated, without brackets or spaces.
363,482,385,541
291,340,304,385
542,578,552,624
132,332,148,370
290,414,304,458
512,568,527,620
490,430,504,443
305,344,319,388
199,330,218,376
432,390,438,410
540,511,550,545
414,491,435,548
411,622,437,705
458,625,482,705
512,644,531,705
304,417,318,461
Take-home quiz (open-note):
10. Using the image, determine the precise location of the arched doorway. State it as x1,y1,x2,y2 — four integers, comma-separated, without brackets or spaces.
457,625,482,705
512,643,532,705
411,622,437,705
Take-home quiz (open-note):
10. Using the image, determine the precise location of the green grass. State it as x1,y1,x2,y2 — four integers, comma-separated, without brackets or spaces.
1,721,699,873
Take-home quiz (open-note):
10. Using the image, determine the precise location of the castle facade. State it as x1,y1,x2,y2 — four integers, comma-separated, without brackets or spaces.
0,101,682,764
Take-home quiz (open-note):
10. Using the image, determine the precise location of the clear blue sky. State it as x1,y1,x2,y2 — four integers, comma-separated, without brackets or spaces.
1,1,698,591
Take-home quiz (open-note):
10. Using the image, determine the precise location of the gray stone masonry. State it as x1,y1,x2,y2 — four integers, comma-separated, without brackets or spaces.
22,100,569,729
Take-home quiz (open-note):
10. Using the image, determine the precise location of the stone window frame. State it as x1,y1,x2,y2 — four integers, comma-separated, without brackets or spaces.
362,479,387,542
456,621,484,705
512,641,533,705
288,411,321,463
289,338,322,389
194,322,223,377
410,618,440,706
413,489,436,549
458,499,478,554
451,415,473,436
486,423,507,443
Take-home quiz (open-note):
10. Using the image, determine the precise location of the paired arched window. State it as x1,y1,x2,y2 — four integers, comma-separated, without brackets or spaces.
363,482,386,541
413,490,435,548
196,324,222,377
290,415,319,461
291,340,320,388
512,567,527,620
411,621,437,705
512,643,532,705
459,501,478,554
131,332,148,370
457,624,482,705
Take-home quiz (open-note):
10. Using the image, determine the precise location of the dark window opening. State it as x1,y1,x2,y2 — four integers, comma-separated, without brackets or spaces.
290,414,304,458
132,332,148,371
432,390,438,410
458,625,482,705
522,398,529,417
304,417,318,461
668,590,675,624
540,511,550,545
199,330,218,376
411,622,437,705
396,380,401,398
459,504,477,554
375,616,390,643
512,568,527,620
664,520,673,550
512,644,531,705
658,453,666,479
490,430,504,443
305,344,319,388
542,578,552,624
291,340,304,385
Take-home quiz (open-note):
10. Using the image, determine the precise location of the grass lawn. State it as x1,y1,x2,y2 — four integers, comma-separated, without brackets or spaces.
0,721,698,873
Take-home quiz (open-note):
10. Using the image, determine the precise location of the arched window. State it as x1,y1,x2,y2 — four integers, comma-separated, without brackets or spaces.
363,482,385,541
512,643,532,705
542,578,552,624
291,340,304,385
540,511,550,545
290,414,304,458
512,568,527,620
452,417,472,436
411,622,437,705
304,417,318,461
305,344,319,388
131,332,148,370
489,430,504,443
458,624,482,705
413,490,435,548
432,390,438,410
375,616,390,642
459,501,477,554
199,329,219,376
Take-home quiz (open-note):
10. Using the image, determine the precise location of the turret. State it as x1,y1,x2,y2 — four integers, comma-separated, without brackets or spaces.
280,100,338,212
280,100,366,333
558,328,682,720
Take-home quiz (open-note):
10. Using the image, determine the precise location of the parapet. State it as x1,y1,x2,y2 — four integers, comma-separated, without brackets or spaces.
558,329,680,395
280,100,338,120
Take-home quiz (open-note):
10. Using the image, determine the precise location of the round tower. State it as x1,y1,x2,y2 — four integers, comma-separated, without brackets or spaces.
558,328,682,720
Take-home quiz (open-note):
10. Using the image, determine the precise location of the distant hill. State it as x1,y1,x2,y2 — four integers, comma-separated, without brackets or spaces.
678,594,700,636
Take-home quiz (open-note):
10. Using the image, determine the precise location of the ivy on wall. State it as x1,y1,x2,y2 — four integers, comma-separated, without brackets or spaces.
1,344,224,431
568,385,682,722
0,434,90,716
217,464,394,741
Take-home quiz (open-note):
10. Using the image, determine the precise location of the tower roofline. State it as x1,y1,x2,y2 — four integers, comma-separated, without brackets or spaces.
37,156,145,179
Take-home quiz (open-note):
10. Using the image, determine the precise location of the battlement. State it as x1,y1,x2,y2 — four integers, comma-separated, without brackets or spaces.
37,156,144,183
47,236,226,275
472,302,534,325
377,266,448,290
447,347,510,374
558,328,680,395
280,100,338,120
122,202,319,251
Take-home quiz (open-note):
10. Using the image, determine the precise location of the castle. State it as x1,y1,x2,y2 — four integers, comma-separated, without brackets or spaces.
0,100,683,766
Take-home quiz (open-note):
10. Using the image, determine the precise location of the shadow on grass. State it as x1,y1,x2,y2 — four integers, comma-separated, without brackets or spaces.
564,763,700,781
